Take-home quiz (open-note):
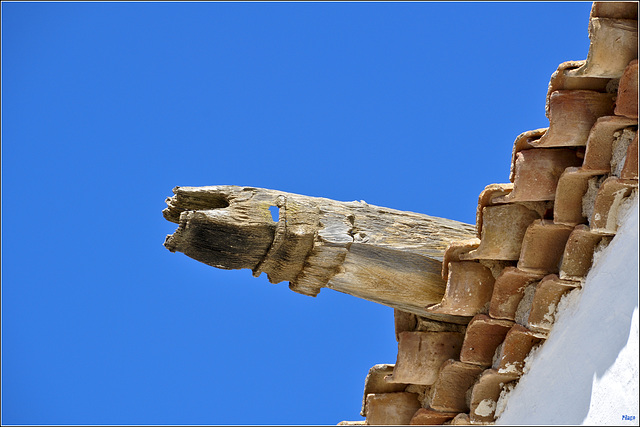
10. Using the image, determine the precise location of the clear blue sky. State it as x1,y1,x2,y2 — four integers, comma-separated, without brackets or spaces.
2,2,592,425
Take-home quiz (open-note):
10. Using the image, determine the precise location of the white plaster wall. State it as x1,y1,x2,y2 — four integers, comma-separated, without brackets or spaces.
496,193,639,425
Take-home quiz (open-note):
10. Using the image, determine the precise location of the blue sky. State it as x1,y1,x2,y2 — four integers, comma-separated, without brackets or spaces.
2,2,592,425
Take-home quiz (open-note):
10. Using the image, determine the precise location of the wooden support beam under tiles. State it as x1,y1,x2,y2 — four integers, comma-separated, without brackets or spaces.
163,185,476,321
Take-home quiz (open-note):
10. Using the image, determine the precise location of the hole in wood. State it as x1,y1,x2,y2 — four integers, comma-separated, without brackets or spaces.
269,205,279,222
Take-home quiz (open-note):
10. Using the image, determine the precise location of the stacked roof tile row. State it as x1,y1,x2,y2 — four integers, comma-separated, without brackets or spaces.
340,2,638,425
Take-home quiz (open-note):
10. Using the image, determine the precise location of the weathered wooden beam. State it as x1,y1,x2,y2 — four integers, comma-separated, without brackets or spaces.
163,185,476,320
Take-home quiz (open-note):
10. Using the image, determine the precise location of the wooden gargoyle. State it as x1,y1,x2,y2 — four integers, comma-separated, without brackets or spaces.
163,185,476,322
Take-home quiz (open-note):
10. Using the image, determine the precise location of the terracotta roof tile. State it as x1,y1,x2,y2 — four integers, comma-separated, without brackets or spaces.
441,239,481,280
426,261,495,317
460,315,514,367
493,324,544,376
428,360,484,413
460,204,543,261
535,90,616,147
589,176,639,234
477,259,516,282
554,167,602,225
508,128,548,182
365,392,422,425
361,364,408,417
517,220,574,274
468,369,519,424
546,61,611,120
409,408,459,425
559,225,606,280
475,184,514,238
615,59,639,118
449,413,471,425
394,309,418,342
565,17,638,79
489,267,545,321
496,148,584,202
591,1,639,20
404,384,431,408
386,331,465,386
582,115,638,173
527,274,580,334
610,127,637,176
620,131,639,179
